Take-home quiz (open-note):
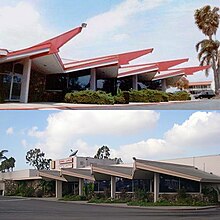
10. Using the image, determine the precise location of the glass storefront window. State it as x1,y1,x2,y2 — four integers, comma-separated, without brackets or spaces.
160,174,179,192
94,180,110,192
46,71,91,91
180,179,200,192
97,79,117,95
117,77,132,91
68,74,90,91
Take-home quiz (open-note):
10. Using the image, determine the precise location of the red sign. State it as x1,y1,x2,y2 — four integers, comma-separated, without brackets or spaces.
59,158,73,164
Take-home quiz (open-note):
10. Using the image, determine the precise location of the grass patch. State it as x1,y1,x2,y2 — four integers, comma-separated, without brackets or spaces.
127,200,217,207
61,195,87,201
88,197,129,204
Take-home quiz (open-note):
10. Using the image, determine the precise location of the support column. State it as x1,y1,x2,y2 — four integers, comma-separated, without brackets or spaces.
79,178,84,196
199,182,202,194
55,180,62,199
154,173,159,203
20,58,32,103
111,176,116,199
149,179,153,193
1,181,5,196
132,75,138,90
161,79,167,92
90,68,97,91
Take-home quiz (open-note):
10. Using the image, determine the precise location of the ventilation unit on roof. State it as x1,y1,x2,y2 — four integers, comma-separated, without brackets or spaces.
0,49,8,56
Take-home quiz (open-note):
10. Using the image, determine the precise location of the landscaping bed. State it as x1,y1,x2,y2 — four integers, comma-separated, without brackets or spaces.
64,90,191,105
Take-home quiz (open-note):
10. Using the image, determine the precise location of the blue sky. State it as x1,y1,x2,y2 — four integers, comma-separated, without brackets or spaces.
0,0,219,83
1,110,220,170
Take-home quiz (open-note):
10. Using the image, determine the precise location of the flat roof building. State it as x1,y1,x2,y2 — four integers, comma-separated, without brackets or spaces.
187,81,213,94
1,154,220,202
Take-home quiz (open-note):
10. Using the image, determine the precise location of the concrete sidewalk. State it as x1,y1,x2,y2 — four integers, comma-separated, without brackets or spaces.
0,100,194,110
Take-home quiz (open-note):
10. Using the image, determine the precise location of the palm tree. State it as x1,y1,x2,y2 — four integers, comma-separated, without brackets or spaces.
0,157,16,172
0,150,8,161
194,5,220,94
196,39,220,92
194,5,219,40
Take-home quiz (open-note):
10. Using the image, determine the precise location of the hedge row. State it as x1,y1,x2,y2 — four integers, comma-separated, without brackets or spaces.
129,89,169,103
64,90,191,105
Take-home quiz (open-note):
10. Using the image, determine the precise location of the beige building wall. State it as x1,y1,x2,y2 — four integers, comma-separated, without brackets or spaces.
51,156,116,170
0,169,39,181
163,155,220,177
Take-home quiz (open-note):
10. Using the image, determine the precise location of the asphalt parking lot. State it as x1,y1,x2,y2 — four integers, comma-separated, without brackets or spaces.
0,197,220,220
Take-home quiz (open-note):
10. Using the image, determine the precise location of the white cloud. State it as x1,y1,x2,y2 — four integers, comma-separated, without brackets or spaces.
0,1,52,50
60,0,168,59
6,127,14,135
27,110,160,159
165,112,220,148
112,138,182,163
112,111,220,162
23,111,220,163
21,139,28,148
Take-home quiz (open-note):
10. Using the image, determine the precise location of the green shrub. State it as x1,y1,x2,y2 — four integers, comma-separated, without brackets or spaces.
62,195,87,201
114,94,126,104
129,89,169,103
168,91,191,101
64,90,114,105
133,189,151,202
202,187,218,203
114,89,129,104
21,186,35,197
35,189,43,198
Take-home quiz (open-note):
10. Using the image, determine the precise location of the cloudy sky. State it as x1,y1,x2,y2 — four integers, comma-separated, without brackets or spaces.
0,0,219,82
1,110,220,170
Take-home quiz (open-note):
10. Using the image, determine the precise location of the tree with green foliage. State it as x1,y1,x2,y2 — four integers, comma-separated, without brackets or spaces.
0,149,8,161
0,157,16,172
194,5,220,94
0,150,16,172
26,148,51,170
94,146,122,164
94,145,110,159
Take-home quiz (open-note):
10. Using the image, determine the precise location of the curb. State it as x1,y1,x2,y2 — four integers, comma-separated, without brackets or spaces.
33,198,219,211
0,100,196,110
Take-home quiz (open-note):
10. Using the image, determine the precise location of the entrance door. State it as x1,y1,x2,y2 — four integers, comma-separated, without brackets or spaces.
2,74,22,101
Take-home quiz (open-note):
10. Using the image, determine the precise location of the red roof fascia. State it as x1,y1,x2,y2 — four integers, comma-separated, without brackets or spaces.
182,65,211,75
118,64,157,77
153,70,184,80
118,48,153,65
35,26,83,54
7,26,83,58
121,58,189,70
64,55,116,66
169,65,211,75
7,43,51,57
156,58,189,71
65,56,118,71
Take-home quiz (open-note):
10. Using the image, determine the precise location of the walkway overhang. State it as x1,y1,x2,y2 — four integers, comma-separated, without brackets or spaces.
61,168,95,182
38,170,67,182
91,165,133,180
0,25,84,73
134,159,220,183
152,65,211,82
64,48,154,79
118,64,158,80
